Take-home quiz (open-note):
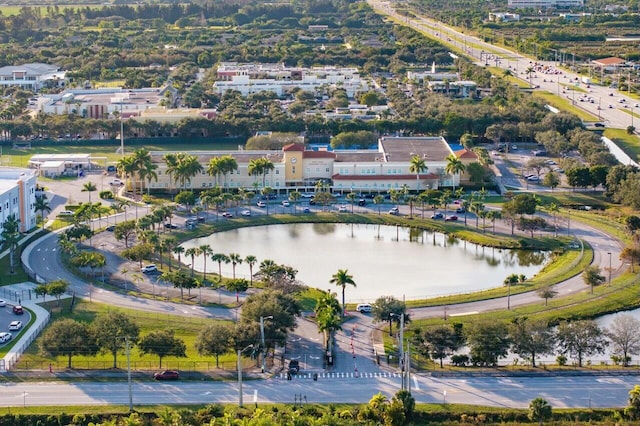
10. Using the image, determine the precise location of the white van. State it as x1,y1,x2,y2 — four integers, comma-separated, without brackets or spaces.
356,303,372,313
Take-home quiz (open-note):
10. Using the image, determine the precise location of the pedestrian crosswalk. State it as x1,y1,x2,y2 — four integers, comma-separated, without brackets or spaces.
277,371,401,380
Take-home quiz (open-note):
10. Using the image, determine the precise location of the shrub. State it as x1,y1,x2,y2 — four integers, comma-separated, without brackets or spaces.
556,355,567,366
451,354,469,367
99,190,114,199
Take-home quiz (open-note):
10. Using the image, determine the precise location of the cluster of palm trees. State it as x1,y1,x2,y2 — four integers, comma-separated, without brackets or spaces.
114,149,277,196
408,153,467,193
116,148,158,197
171,244,258,285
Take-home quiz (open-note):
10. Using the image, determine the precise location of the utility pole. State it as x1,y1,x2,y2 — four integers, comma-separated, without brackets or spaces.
125,336,133,412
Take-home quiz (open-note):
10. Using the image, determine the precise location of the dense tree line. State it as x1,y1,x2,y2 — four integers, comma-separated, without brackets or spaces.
413,314,640,368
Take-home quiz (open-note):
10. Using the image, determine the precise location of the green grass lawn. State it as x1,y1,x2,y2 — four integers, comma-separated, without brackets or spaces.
14,300,237,371
604,128,640,163
532,92,599,121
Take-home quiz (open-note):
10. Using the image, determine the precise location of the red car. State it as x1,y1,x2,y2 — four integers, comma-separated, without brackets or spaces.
445,215,458,222
154,370,179,380
13,305,24,315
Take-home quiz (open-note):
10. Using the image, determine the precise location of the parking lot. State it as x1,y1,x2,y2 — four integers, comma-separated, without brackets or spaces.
0,301,30,346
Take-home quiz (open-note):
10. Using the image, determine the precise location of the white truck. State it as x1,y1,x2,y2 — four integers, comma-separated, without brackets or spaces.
581,77,592,85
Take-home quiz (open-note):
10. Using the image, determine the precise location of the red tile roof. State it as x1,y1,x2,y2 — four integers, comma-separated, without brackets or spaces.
283,143,304,152
303,151,336,159
454,149,478,160
592,57,625,66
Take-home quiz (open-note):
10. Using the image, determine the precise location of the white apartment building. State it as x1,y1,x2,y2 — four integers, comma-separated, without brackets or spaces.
508,0,583,8
0,63,65,92
0,168,38,233
213,63,369,98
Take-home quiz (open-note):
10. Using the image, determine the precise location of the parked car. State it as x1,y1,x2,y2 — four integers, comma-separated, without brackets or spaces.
106,225,116,232
445,215,459,222
0,332,11,344
240,210,251,217
308,199,316,205
357,199,367,206
527,176,540,182
164,222,178,229
154,370,179,380
300,193,314,199
302,207,311,213
338,205,348,213
356,303,372,313
431,212,444,220
109,179,124,186
221,212,233,218
58,210,74,216
389,207,400,215
141,264,158,274
8,321,22,331
281,200,290,207
256,201,266,208
288,360,300,374
12,306,23,315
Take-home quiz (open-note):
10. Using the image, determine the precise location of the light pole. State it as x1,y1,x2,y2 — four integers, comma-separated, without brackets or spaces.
390,312,405,390
237,344,253,407
608,252,612,284
260,315,273,373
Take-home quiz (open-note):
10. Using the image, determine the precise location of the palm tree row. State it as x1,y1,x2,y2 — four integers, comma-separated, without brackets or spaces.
116,148,158,197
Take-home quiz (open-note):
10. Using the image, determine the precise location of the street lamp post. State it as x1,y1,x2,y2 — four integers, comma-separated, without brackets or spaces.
237,344,254,407
390,312,405,390
260,315,273,373
608,252,612,284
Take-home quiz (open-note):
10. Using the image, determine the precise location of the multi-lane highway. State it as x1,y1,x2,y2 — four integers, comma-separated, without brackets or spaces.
368,0,640,131
1,373,635,408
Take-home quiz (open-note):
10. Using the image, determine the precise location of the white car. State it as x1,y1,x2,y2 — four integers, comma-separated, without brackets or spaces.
356,304,372,313
240,210,251,217
8,321,22,331
0,299,5,307
256,201,266,208
109,179,124,186
282,200,290,207
338,205,348,213
0,332,11,343
141,264,158,274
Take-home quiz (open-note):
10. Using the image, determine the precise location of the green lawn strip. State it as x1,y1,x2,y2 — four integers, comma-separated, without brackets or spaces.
405,244,592,309
406,270,639,333
603,128,640,163
532,92,599,121
13,300,237,371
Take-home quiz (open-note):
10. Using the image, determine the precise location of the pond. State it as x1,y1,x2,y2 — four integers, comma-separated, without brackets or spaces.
182,223,549,302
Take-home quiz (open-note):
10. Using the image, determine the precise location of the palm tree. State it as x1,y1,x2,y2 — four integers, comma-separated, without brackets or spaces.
229,253,243,279
330,269,356,317
81,182,97,203
445,154,466,192
135,149,158,196
245,255,257,286
217,155,238,191
34,195,52,230
409,155,428,191
248,157,274,189
212,253,230,280
172,245,185,268
373,195,385,215
2,214,21,273
199,244,212,281
185,247,197,277
116,155,137,194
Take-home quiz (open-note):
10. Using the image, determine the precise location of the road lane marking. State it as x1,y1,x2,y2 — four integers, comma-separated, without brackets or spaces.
450,311,478,317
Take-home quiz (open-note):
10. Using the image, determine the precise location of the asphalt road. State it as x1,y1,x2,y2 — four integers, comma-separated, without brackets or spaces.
367,0,640,131
1,373,635,408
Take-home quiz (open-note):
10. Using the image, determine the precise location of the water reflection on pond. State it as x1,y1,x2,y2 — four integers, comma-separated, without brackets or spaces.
183,224,549,302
